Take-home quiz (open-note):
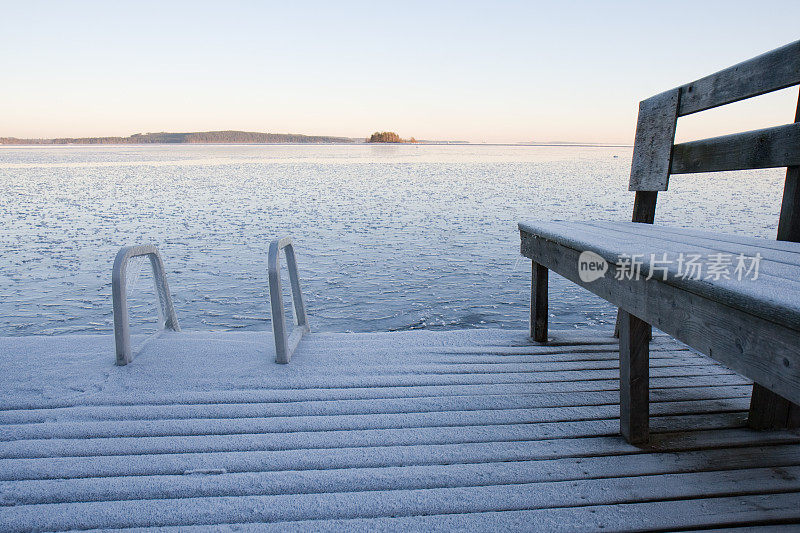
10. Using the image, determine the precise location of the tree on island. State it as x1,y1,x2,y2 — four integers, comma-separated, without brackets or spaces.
367,131,416,143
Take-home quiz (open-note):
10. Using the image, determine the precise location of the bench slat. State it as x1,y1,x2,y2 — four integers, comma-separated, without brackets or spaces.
520,221,800,290
587,221,800,257
586,222,800,271
677,40,800,116
671,123,800,174
629,89,680,192
521,221,800,278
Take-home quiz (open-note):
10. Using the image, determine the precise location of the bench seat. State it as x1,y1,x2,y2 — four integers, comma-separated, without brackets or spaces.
519,221,800,330
519,220,800,412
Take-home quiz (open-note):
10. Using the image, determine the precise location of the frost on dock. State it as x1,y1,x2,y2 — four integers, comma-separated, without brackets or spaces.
1,328,799,531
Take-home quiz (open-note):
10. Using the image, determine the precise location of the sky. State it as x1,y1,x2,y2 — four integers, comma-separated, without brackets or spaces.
1,0,799,144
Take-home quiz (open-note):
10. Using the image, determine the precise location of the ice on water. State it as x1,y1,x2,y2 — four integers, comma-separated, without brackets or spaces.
0,144,786,336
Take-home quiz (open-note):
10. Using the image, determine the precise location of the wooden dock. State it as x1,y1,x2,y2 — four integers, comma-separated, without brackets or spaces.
1,328,799,531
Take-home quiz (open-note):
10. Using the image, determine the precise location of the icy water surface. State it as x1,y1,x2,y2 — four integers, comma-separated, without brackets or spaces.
0,144,786,335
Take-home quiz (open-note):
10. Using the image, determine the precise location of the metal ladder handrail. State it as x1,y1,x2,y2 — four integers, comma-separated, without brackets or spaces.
112,244,180,365
268,236,309,363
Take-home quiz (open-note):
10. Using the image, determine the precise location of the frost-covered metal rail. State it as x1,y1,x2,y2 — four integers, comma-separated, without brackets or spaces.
1,327,799,531
268,236,309,364
111,244,180,365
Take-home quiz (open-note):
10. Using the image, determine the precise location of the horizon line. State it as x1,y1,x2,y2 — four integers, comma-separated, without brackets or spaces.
0,129,632,148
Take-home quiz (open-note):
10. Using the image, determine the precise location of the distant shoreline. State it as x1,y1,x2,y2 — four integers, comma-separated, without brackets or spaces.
0,130,356,146
0,130,631,148
0,141,633,148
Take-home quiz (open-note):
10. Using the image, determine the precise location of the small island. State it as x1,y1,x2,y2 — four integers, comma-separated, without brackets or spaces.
367,131,416,143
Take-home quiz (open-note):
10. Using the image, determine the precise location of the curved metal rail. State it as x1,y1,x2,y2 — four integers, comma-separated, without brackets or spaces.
112,244,180,365
268,237,309,363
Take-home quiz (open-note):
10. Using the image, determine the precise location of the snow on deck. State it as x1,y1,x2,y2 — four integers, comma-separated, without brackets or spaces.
1,328,799,531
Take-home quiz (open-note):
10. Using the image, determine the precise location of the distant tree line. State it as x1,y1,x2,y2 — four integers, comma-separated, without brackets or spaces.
0,131,355,145
0,136,132,145
367,131,416,143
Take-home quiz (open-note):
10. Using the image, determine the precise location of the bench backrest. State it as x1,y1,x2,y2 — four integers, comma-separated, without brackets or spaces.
628,40,800,241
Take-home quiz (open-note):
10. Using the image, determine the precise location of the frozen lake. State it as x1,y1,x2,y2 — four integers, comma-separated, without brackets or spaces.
0,143,787,336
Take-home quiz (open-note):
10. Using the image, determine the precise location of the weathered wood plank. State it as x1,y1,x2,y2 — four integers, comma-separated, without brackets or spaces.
530,262,548,342
3,466,800,530
587,220,800,254
619,310,651,444
779,166,800,241
520,231,800,406
750,88,800,430
629,89,680,191
6,444,799,507
777,86,800,245
4,422,790,483
0,411,750,460
0,380,748,427
0,396,746,443
586,221,800,267
615,191,659,336
631,191,658,223
0,373,753,413
578,222,800,284
748,383,799,429
677,40,800,116
670,123,800,174
2,424,791,483
233,493,800,532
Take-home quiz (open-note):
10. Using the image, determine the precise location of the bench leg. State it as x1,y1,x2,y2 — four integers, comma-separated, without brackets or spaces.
748,384,800,430
530,262,548,342
614,308,652,341
619,310,650,444
614,191,658,339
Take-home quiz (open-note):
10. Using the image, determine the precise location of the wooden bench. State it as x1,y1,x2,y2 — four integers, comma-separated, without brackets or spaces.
519,40,800,444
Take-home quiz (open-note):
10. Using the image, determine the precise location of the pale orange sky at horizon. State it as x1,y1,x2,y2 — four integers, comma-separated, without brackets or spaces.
2,1,799,144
